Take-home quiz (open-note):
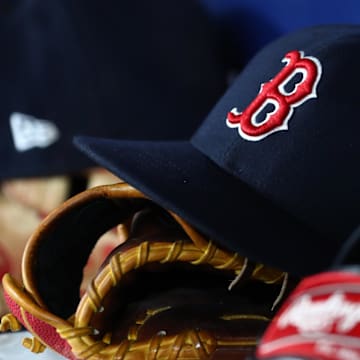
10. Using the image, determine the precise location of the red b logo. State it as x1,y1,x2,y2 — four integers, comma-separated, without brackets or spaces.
226,50,322,141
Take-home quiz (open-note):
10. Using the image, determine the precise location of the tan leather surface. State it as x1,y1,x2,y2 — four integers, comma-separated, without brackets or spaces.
0,168,121,316
1,182,293,359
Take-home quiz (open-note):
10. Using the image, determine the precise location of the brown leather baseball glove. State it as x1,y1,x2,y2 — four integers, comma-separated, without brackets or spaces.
0,182,295,359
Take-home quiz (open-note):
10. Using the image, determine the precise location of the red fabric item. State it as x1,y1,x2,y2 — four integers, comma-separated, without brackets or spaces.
257,270,360,360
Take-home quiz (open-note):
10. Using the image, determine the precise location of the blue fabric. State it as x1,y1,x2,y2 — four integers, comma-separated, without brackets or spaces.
201,0,360,62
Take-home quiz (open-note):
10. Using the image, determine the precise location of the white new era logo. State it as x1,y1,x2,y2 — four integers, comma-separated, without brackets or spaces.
10,112,60,152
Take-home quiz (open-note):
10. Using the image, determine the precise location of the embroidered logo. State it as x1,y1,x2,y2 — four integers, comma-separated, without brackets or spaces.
278,293,360,333
257,272,360,360
226,50,322,141
10,112,60,152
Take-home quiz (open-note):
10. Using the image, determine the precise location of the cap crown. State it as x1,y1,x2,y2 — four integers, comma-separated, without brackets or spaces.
192,25,360,241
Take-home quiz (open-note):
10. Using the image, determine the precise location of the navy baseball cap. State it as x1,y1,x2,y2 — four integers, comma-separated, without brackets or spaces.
0,0,228,179
75,24,360,276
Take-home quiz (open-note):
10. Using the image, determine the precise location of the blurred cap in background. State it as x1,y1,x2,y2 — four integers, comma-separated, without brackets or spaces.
0,0,229,179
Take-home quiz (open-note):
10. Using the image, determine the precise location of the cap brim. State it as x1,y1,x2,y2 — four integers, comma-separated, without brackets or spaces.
74,136,328,275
